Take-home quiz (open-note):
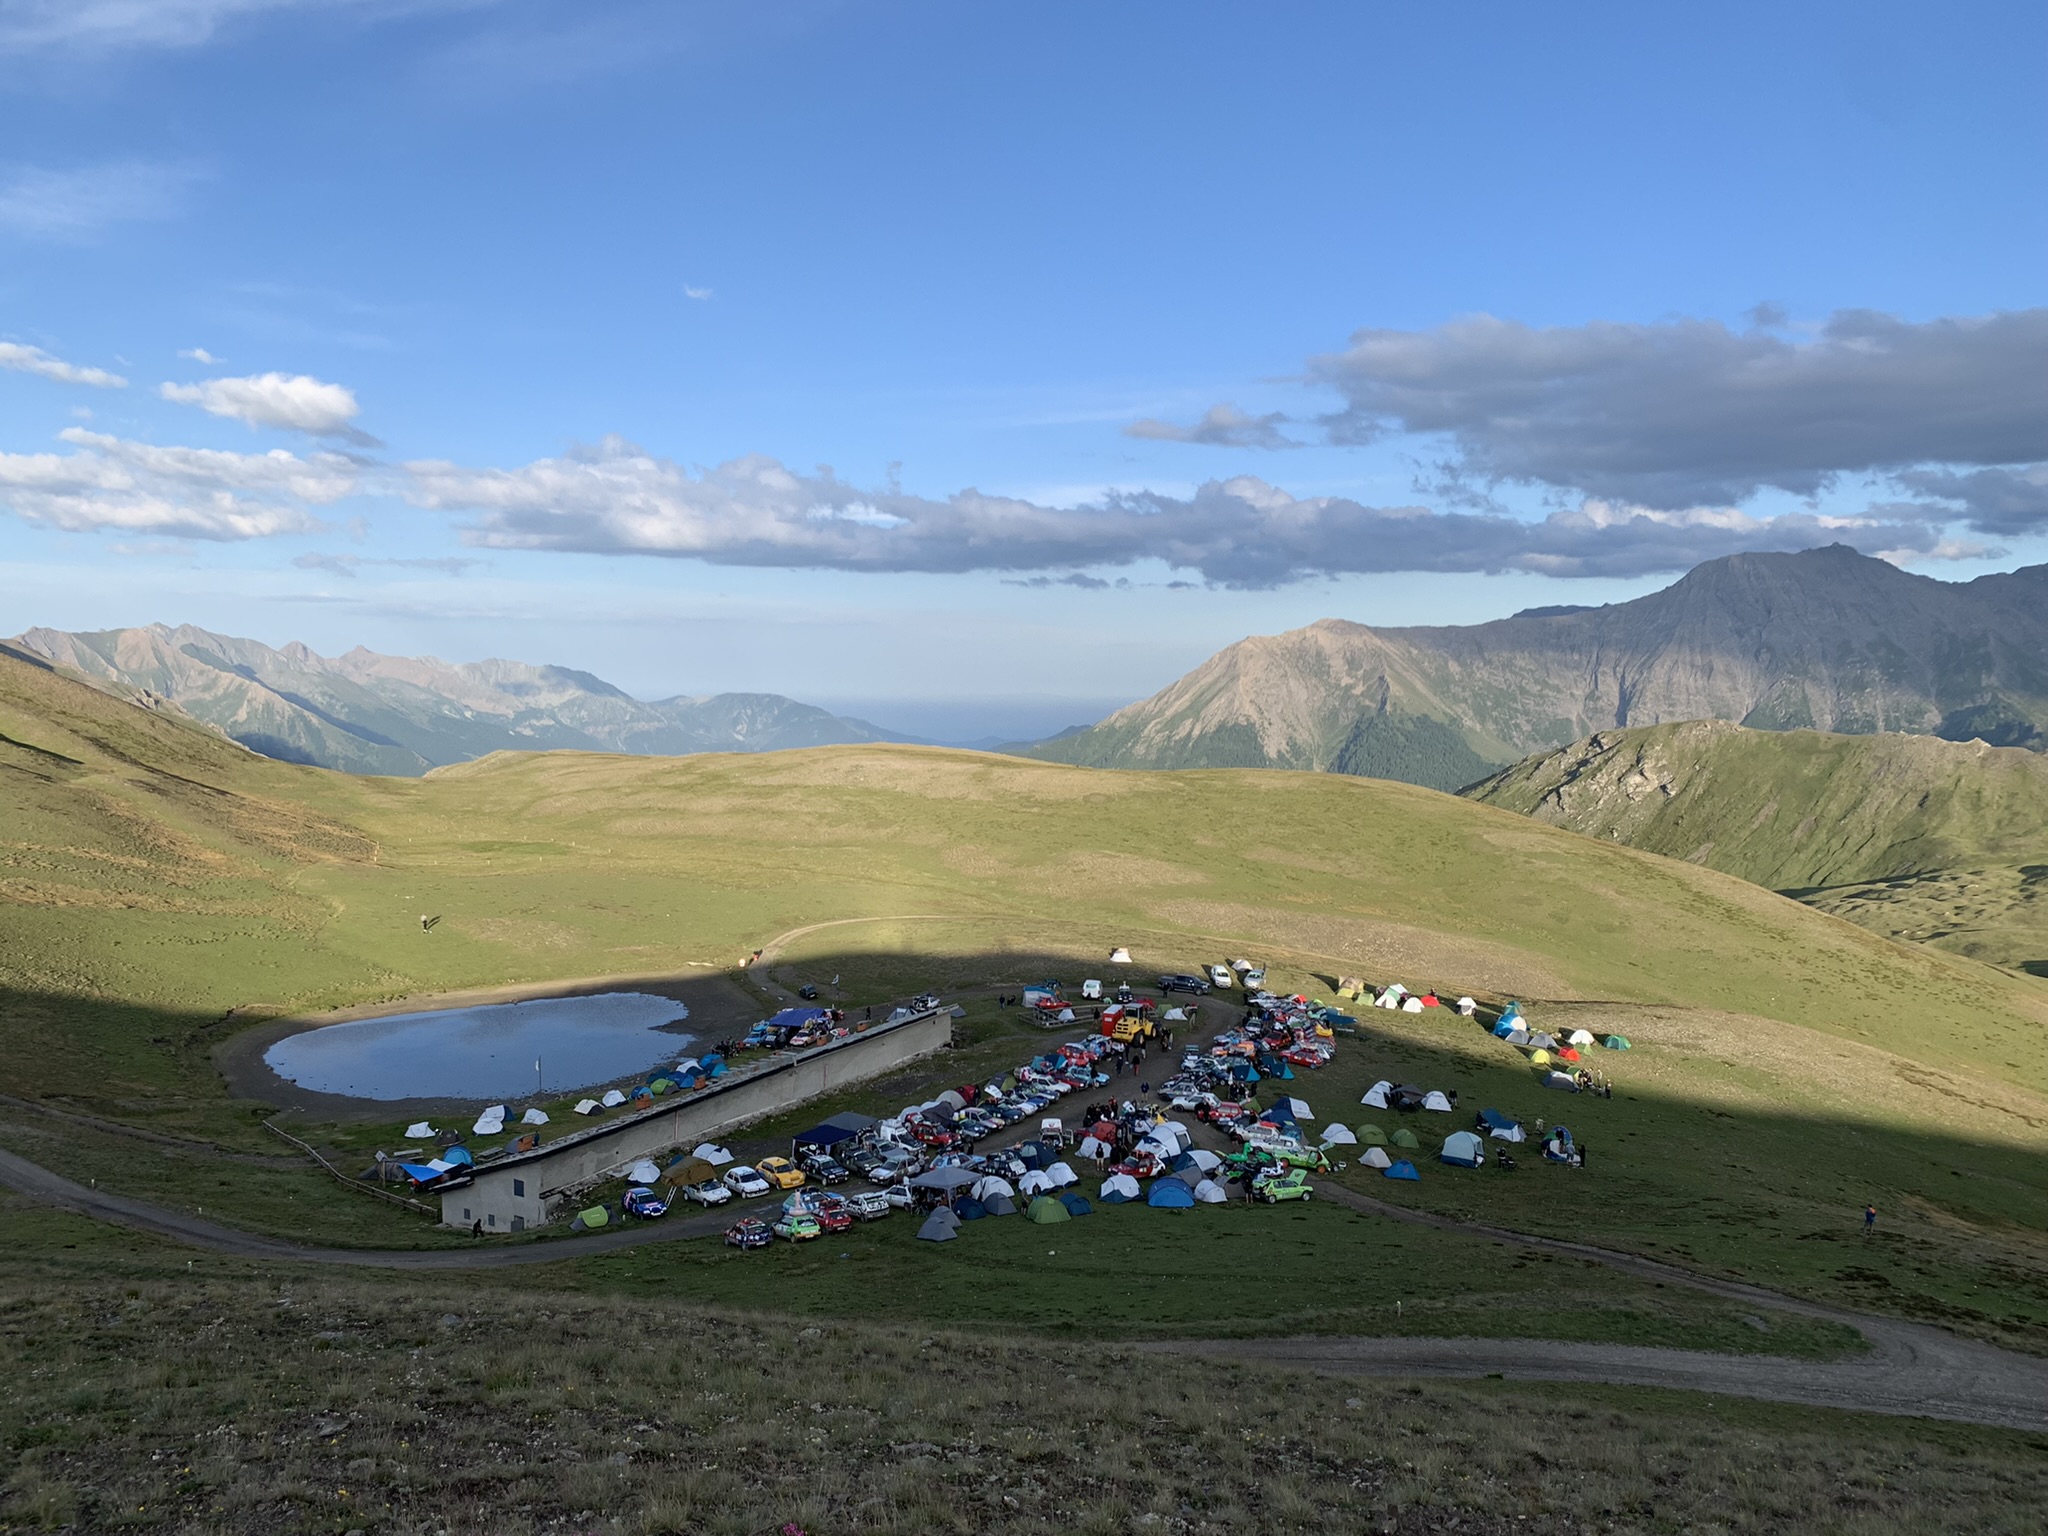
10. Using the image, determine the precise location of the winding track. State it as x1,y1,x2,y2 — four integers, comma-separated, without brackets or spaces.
4,914,2045,1431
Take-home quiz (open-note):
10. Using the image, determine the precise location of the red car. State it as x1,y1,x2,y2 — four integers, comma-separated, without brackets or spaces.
1114,1152,1163,1180
910,1121,955,1148
814,1197,855,1235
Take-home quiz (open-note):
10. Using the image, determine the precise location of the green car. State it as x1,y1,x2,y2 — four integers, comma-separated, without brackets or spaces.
1274,1145,1332,1173
772,1212,823,1242
1255,1168,1313,1203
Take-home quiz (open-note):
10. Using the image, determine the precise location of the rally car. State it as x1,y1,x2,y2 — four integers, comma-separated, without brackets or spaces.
724,1217,774,1249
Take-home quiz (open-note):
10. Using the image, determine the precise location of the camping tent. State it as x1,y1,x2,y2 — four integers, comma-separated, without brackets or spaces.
1543,1071,1582,1092
1357,1124,1388,1145
1529,1032,1559,1050
571,1205,611,1230
1059,1193,1093,1216
472,1110,505,1136
1382,1159,1421,1182
1422,1091,1453,1113
1391,1128,1420,1149
1077,1136,1109,1161
956,1198,987,1221
622,1159,661,1185
1274,1096,1313,1121
1456,996,1478,1016
1187,1149,1223,1171
1320,1123,1358,1147
1047,1162,1079,1188
1361,1081,1392,1109
1109,947,1132,964
1099,1173,1142,1203
1192,1179,1229,1204
983,1193,1017,1216
1529,1049,1552,1068
1440,1131,1486,1168
1018,1170,1055,1196
1567,1028,1596,1046
521,1108,549,1126
573,1099,601,1115
1026,1195,1072,1224
1603,1035,1632,1050
663,1156,717,1188
1360,1146,1393,1170
601,1089,627,1108
972,1175,1016,1203
693,1143,734,1165
1401,995,1425,1013
1147,1180,1196,1209
916,1212,959,1241
404,1121,434,1139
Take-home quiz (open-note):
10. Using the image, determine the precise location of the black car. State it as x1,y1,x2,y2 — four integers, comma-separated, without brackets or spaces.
799,1152,851,1184
797,984,819,1000
1158,973,1210,995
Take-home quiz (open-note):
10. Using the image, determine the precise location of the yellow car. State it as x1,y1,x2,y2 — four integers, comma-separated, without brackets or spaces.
755,1156,806,1191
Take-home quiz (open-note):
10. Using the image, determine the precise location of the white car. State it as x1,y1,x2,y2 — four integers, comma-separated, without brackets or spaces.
723,1165,772,1199
1209,964,1235,989
882,1182,918,1210
682,1179,732,1206
1080,979,1103,1000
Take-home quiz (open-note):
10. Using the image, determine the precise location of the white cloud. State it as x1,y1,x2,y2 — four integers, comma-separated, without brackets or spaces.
159,371,364,437
0,427,356,541
1124,402,1298,449
404,435,1955,586
684,285,713,302
0,341,126,388
0,161,198,239
178,347,221,364
0,1,480,52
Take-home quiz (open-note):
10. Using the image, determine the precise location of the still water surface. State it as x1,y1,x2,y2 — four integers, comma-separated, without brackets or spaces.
264,991,692,1101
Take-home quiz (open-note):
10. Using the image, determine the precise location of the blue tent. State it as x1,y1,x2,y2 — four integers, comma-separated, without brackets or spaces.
1147,1180,1196,1209
396,1162,447,1184
1492,1018,1522,1039
956,1198,988,1221
767,1007,831,1031
1099,1186,1133,1204
1059,1193,1093,1216
1169,1151,1200,1172
1477,1108,1518,1132
792,1121,858,1150
1382,1159,1421,1181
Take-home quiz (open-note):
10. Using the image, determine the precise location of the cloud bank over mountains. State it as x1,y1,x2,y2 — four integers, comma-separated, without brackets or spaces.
2,305,2044,584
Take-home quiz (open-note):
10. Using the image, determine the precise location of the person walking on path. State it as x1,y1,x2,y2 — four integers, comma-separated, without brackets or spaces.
1864,1204,1878,1235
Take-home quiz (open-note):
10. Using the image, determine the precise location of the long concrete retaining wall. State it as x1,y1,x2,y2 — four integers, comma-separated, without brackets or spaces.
440,1008,949,1231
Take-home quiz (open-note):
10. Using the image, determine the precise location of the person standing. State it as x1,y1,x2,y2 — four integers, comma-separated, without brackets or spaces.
1864,1204,1878,1235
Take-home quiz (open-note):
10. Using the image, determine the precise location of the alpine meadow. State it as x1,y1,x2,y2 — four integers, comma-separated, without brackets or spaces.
4,6,2048,1534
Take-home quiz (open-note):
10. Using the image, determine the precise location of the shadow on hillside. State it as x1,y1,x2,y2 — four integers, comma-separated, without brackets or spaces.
3,963,2047,1350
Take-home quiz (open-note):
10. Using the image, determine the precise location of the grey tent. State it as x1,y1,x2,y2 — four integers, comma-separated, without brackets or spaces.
983,1192,1017,1216
916,1211,959,1242
910,1166,978,1192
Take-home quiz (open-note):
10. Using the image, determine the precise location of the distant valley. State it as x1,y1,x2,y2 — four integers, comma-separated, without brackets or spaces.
1024,546,2048,791
5,624,907,776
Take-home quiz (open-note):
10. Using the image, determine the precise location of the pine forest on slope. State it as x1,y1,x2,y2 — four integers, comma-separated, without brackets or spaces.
1025,546,2048,792
6,623,905,776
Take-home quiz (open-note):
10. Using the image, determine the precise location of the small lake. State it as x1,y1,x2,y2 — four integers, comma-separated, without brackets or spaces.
264,991,693,1102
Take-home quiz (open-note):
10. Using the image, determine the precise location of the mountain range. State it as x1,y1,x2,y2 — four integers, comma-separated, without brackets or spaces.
1022,546,2048,791
1463,719,2048,976
5,624,904,776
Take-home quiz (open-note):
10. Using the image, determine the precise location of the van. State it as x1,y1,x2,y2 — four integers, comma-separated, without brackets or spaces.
1081,979,1103,1000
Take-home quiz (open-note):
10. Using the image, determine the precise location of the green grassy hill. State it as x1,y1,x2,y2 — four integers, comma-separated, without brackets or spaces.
4,650,2048,1356
1464,720,2048,975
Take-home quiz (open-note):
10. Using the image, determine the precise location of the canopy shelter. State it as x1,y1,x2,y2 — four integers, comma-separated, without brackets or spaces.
911,1166,979,1192
1440,1131,1486,1168
792,1120,862,1151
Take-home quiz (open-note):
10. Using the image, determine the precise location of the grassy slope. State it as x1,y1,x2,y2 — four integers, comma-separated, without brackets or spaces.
7,1207,2043,1536
5,655,2048,1344
1464,720,2048,973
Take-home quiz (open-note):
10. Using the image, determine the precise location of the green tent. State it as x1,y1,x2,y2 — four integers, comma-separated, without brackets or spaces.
1602,1035,1632,1050
1001,1072,1018,1092
1357,1124,1388,1145
573,1205,610,1230
1026,1195,1072,1224
1390,1128,1420,1149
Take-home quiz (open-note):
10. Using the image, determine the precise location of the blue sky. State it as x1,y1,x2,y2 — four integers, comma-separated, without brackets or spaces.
2,1,2045,740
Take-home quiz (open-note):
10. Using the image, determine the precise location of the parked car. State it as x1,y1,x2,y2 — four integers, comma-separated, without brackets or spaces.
799,1152,851,1185
724,1216,773,1249
1208,965,1235,989
843,1146,888,1180
797,983,819,1000
845,1189,891,1220
1158,973,1210,996
1256,1168,1314,1203
723,1165,773,1199
755,1156,807,1190
812,1198,854,1235
683,1178,732,1207
773,1211,823,1242
909,1121,954,1149
622,1186,669,1219
882,1182,918,1210
1080,979,1103,1000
